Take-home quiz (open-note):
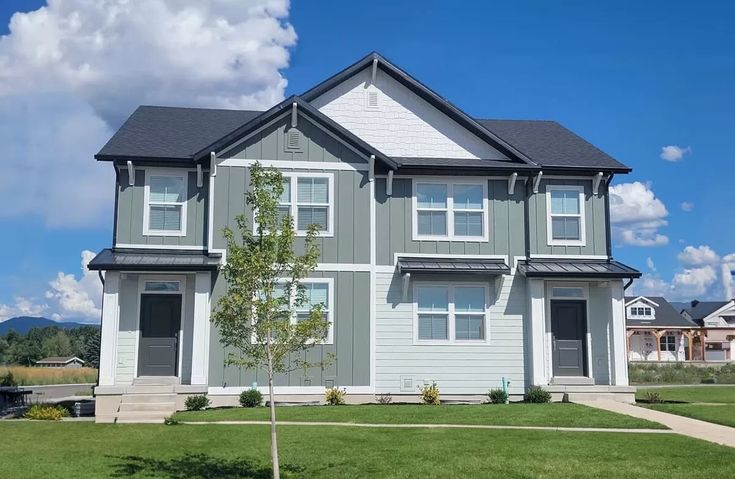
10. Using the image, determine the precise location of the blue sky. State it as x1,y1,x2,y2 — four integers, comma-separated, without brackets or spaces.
0,1,733,322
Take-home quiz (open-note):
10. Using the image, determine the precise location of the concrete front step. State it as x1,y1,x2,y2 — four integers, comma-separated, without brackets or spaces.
120,393,177,404
133,376,179,386
115,412,168,424
126,385,176,394
118,402,176,413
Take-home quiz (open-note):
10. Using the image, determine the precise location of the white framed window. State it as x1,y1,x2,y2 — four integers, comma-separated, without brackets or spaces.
546,185,585,246
660,334,677,352
551,287,585,299
274,173,334,236
143,281,181,292
629,306,653,318
413,283,489,344
412,180,488,241
271,278,334,344
143,170,188,236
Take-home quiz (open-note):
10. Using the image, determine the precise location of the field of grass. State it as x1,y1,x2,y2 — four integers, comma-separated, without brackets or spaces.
636,386,735,404
0,366,97,385
643,404,735,428
0,421,732,478
173,403,666,429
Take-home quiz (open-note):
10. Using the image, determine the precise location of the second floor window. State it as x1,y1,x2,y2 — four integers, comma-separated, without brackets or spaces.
144,172,187,236
547,185,585,246
629,306,653,317
414,181,487,241
277,173,333,236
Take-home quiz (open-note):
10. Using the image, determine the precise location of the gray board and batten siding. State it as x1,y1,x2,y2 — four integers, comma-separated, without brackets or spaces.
116,168,208,248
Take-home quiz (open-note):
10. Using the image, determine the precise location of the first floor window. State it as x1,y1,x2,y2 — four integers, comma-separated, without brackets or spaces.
660,335,677,352
416,284,487,342
547,186,584,245
146,172,187,235
267,280,333,343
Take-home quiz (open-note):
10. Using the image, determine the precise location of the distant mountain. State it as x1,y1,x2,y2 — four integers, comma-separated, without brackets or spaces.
0,316,99,335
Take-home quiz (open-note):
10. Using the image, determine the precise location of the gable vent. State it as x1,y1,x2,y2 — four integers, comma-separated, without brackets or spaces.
285,129,301,151
365,89,379,109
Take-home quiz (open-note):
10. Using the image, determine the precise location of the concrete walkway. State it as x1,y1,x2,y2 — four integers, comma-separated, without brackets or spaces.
579,400,735,448
182,420,671,434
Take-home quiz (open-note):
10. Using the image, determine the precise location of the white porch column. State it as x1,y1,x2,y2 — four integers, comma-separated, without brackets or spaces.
528,279,548,385
190,272,212,385
609,280,629,385
98,271,120,386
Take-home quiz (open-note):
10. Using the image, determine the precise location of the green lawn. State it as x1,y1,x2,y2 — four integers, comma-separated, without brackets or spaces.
173,403,665,429
636,386,735,404
0,421,732,478
642,404,735,428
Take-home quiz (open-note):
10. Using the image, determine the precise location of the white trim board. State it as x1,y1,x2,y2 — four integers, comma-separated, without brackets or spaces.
114,243,207,251
208,385,374,396
219,158,368,171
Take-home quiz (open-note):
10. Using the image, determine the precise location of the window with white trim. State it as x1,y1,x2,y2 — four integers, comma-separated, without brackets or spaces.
144,172,187,236
270,279,334,344
275,173,333,235
660,334,677,352
629,306,653,318
415,283,488,343
547,186,585,245
414,181,487,240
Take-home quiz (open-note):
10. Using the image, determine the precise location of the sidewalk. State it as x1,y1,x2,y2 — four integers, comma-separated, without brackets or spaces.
182,420,672,434
579,400,735,448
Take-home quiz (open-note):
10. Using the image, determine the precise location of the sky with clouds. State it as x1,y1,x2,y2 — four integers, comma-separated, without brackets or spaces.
0,0,733,323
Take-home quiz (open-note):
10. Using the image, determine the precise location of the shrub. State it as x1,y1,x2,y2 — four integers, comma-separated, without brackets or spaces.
644,391,663,403
0,371,17,387
702,376,717,384
24,404,69,421
418,382,440,405
487,388,508,404
163,416,180,425
628,363,735,385
185,394,211,411
239,389,263,408
524,385,551,403
376,393,392,405
325,387,346,406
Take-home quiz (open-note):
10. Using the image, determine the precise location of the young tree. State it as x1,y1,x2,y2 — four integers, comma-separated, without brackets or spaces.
211,163,332,479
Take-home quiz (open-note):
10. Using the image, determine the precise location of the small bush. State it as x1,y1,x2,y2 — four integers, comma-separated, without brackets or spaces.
0,371,17,387
487,388,508,404
524,385,551,403
325,387,347,406
185,394,211,411
24,404,69,421
376,393,392,405
163,416,180,425
239,389,263,408
644,391,663,403
702,376,717,384
418,382,440,405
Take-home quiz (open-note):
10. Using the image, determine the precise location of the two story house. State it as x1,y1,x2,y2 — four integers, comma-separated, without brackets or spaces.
88,53,640,422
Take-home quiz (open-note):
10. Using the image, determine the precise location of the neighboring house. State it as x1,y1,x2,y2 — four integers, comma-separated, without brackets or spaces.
35,356,85,368
625,296,700,361
674,300,735,361
88,52,641,422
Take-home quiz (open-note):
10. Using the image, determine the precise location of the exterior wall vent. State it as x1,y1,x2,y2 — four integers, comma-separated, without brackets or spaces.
285,129,302,151
399,375,413,392
365,89,379,110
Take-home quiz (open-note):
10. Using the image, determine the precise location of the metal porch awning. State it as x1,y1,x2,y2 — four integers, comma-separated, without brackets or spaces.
87,248,221,272
518,259,641,279
397,257,510,275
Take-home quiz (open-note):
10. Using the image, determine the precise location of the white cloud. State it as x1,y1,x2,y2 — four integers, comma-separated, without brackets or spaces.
0,297,49,322
680,201,694,212
609,181,669,247
0,0,296,226
722,254,735,300
646,257,656,272
630,274,670,297
660,145,691,162
45,250,102,321
677,245,720,267
671,266,718,297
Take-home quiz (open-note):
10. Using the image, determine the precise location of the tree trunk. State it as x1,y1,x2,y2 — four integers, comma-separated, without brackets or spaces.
266,344,280,479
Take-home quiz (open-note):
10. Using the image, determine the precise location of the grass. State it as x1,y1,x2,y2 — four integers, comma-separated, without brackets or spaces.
173,403,666,429
0,366,97,385
643,404,735,428
629,363,735,385
636,386,735,404
0,422,733,479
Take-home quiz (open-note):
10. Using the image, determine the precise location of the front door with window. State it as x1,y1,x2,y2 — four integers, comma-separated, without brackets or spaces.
138,294,181,376
550,300,587,377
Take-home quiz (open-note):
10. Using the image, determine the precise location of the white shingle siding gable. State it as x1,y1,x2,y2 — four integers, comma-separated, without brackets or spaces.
374,270,526,396
312,68,507,159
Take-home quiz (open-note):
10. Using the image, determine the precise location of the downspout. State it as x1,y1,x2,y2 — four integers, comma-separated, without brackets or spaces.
623,278,634,290
112,163,121,249
604,173,614,260
523,175,532,263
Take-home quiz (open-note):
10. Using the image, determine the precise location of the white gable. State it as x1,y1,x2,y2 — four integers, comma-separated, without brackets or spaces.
311,67,507,159
704,302,735,327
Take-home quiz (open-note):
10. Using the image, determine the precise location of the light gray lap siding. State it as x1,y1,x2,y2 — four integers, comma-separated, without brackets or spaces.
528,178,607,256
208,271,371,388
375,177,526,265
116,168,208,248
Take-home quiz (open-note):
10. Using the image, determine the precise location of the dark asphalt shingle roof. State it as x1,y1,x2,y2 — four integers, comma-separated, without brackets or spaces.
397,257,510,275
675,301,731,324
477,119,628,171
624,296,698,328
518,259,640,279
88,248,220,271
96,106,261,160
95,106,630,171
36,356,84,364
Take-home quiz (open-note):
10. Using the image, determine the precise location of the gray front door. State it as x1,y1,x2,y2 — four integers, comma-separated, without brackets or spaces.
138,294,181,377
550,300,587,377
